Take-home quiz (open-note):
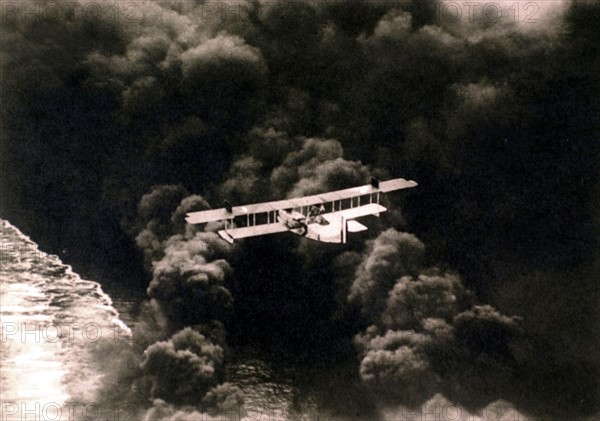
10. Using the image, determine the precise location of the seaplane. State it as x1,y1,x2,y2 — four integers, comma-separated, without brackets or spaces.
185,177,417,244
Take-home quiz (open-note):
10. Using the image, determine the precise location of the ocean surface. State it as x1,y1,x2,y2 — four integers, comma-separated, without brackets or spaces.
0,219,535,421
0,219,129,420
0,220,319,421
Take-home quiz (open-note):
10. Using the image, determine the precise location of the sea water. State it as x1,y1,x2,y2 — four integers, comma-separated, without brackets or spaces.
0,219,128,420
0,220,319,421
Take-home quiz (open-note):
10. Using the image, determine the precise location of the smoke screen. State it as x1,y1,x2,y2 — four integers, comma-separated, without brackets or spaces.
1,0,599,419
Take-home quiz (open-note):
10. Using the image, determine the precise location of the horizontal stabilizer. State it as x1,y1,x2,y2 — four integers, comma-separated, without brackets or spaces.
346,220,368,233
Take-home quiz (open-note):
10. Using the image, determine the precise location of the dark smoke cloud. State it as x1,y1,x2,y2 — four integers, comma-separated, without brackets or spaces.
146,232,232,327
143,400,213,421
382,272,474,330
129,184,235,337
200,382,245,415
220,155,266,204
92,183,237,410
140,327,224,405
141,383,245,421
2,0,599,418
134,185,210,264
352,229,524,410
171,194,212,236
137,185,189,230
272,137,371,198
348,229,426,319
355,324,446,408
219,133,372,207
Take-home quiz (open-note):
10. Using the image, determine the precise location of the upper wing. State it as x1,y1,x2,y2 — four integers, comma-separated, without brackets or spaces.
186,178,417,224
186,208,234,224
378,178,418,192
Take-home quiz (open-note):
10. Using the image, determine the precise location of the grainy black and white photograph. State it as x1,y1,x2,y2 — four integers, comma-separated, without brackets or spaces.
0,0,598,420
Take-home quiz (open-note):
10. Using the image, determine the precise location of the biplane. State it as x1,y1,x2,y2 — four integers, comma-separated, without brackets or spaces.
185,177,417,244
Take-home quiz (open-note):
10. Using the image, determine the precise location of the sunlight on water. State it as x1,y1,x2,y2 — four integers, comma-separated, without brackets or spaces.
0,219,534,421
0,219,319,421
0,220,129,421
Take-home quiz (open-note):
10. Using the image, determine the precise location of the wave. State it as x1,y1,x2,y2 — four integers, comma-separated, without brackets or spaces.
0,219,130,420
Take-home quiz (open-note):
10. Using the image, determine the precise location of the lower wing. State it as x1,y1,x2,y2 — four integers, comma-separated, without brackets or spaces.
332,203,387,219
218,223,289,244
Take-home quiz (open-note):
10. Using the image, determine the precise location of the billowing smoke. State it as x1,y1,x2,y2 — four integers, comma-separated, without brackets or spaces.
143,385,244,421
221,133,372,205
133,185,233,331
2,0,599,418
350,229,524,410
140,327,224,405
93,184,239,413
348,229,426,319
135,185,193,263
146,232,232,327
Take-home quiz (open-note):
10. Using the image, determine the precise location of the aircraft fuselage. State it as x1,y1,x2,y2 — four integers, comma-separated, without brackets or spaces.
278,210,343,243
